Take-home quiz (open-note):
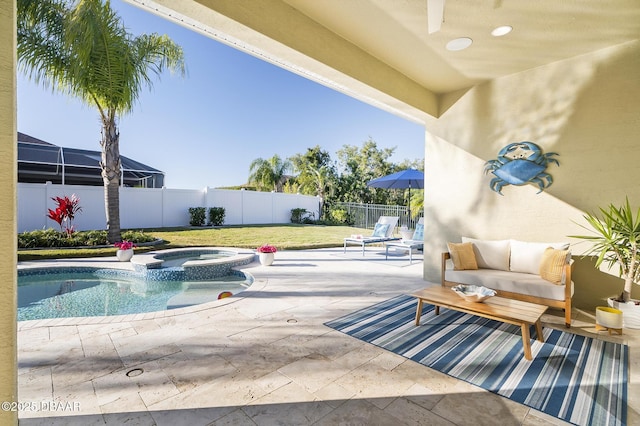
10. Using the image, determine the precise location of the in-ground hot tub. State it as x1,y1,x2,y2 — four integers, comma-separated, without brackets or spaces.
131,247,256,280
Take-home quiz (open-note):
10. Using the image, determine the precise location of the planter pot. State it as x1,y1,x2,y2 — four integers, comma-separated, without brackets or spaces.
607,298,640,329
596,306,623,330
116,248,134,262
258,252,275,266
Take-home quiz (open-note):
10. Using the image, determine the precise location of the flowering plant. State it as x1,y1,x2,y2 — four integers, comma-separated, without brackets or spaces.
47,194,82,237
114,240,137,250
257,244,277,254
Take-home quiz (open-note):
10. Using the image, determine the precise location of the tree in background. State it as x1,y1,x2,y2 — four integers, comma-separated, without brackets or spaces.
290,146,336,197
248,139,423,220
395,158,425,217
409,189,424,218
336,138,396,204
289,145,338,215
248,155,292,192
17,0,185,243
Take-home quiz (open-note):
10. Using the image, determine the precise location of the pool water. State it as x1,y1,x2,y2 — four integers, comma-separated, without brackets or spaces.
18,269,251,321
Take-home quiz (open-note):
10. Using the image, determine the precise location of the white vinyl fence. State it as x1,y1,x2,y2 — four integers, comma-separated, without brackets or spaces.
18,182,321,233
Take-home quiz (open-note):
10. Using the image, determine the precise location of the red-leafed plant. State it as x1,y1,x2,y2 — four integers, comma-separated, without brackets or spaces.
47,194,82,237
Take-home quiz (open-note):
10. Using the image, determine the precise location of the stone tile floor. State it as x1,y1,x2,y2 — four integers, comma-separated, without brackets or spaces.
17,248,639,425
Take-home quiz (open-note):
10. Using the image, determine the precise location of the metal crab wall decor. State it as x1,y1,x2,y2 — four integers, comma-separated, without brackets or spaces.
484,141,559,195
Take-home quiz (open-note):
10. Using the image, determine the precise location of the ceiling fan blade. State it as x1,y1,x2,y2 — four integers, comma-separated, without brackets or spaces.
427,0,445,34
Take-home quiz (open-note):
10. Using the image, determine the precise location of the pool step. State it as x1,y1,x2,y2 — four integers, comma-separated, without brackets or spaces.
166,283,244,309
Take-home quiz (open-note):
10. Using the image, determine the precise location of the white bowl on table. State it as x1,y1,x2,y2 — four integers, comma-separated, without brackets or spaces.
451,284,497,303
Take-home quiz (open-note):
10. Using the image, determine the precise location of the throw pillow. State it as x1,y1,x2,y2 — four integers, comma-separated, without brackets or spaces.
447,242,478,270
539,247,570,284
372,223,390,238
461,237,510,270
510,240,570,275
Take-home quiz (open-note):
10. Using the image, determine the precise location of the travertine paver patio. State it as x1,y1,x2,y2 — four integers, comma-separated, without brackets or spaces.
16,248,640,425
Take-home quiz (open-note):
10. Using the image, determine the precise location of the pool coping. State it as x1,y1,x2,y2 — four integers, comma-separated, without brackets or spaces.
131,246,256,270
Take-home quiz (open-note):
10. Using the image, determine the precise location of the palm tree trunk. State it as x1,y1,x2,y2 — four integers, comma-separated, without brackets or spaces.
100,118,122,243
623,250,637,302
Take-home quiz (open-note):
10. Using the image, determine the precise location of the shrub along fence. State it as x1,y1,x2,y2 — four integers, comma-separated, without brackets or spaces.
18,182,321,233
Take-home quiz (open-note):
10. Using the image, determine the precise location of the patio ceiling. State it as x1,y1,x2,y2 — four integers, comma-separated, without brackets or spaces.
130,0,640,121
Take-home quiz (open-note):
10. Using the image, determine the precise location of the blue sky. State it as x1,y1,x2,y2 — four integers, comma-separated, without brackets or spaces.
17,0,425,189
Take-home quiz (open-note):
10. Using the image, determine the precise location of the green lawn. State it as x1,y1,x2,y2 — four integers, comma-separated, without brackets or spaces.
17,224,371,261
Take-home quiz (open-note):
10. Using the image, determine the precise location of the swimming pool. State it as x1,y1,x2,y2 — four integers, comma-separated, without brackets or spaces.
17,247,257,321
17,268,252,321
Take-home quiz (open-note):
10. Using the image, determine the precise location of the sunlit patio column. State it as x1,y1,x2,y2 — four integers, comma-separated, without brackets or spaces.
0,1,18,425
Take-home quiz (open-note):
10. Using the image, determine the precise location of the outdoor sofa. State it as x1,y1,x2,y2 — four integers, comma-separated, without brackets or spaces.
442,237,574,327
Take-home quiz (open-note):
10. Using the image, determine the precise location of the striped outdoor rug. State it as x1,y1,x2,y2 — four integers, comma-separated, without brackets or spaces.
325,294,628,426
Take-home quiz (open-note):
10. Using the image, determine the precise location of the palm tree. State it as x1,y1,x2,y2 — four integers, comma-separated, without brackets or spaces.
409,188,424,219
572,199,640,303
248,155,292,192
17,0,185,243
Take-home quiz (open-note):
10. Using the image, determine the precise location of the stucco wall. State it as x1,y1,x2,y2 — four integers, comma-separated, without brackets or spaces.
423,40,640,311
0,0,17,423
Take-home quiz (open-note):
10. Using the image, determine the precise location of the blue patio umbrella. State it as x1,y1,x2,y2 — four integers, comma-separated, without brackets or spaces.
367,169,424,222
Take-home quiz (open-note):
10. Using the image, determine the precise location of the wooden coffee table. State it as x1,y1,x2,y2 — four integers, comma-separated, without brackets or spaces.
411,286,547,361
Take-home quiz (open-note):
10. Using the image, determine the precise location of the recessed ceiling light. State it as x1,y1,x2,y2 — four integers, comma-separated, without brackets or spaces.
491,25,513,37
446,37,473,51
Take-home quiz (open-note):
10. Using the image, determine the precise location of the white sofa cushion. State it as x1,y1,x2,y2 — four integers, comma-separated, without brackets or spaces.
446,268,574,301
461,237,510,271
510,240,570,274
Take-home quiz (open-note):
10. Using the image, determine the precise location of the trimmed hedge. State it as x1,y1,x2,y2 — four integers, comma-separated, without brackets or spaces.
208,207,225,226
18,229,156,249
188,207,206,226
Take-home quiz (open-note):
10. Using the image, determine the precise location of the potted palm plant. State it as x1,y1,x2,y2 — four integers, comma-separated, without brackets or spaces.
572,198,640,328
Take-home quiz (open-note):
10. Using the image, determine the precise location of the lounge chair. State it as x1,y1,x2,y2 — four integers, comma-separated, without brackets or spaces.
343,216,400,255
384,218,424,263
